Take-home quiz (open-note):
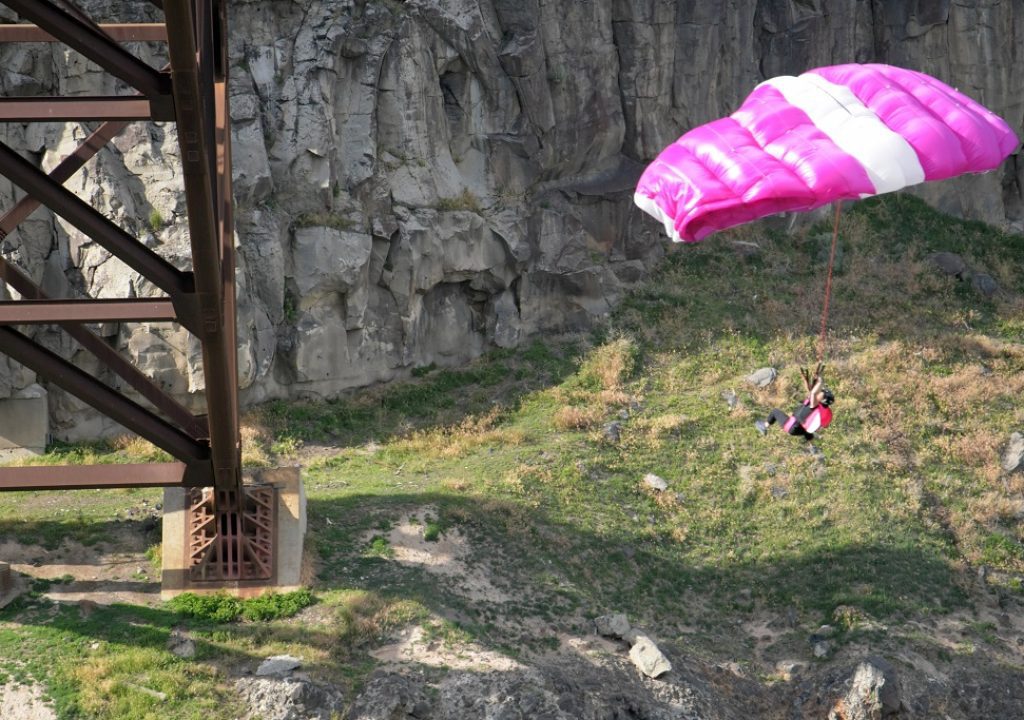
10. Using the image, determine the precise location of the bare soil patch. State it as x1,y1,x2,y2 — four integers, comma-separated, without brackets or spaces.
364,506,510,604
0,682,56,720
0,538,159,606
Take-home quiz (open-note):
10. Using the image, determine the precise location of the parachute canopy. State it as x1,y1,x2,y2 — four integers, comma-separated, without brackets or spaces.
635,63,1019,243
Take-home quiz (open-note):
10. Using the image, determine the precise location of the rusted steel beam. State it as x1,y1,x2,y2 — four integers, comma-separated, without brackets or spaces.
0,462,208,490
0,22,167,42
0,259,206,439
164,0,239,490
2,0,169,100
213,0,240,452
0,120,128,236
0,258,206,438
0,96,152,121
0,122,207,440
0,141,201,333
0,325,210,464
0,297,177,323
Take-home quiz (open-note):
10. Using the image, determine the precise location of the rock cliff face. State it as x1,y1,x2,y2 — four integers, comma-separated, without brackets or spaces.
0,0,1020,437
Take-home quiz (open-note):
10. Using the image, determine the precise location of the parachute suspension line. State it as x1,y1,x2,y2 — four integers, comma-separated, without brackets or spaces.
816,201,842,365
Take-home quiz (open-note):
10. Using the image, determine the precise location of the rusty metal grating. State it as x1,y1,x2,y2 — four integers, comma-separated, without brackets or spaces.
187,485,275,582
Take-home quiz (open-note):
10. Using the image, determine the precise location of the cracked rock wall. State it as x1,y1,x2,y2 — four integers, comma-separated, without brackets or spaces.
0,0,1019,439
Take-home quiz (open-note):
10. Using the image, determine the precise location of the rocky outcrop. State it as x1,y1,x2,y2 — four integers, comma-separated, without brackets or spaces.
0,1,1020,436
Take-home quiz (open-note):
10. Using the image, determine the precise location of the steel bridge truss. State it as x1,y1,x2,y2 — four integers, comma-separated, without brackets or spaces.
0,1,269,579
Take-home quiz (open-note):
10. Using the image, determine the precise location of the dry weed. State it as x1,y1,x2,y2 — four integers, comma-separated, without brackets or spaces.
109,434,161,458
553,405,605,430
635,413,690,441
579,337,638,391
933,430,1001,478
397,407,525,459
240,423,272,467
970,491,1024,527
442,478,469,493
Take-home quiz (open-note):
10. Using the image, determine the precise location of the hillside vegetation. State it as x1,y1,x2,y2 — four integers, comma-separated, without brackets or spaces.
0,194,1022,718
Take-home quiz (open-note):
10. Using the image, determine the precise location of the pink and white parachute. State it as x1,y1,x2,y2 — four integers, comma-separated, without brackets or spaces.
635,64,1019,243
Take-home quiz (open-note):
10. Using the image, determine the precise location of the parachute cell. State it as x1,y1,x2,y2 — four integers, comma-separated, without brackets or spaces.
635,64,1019,243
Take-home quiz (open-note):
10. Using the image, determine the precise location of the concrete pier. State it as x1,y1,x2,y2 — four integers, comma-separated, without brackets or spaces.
160,466,306,600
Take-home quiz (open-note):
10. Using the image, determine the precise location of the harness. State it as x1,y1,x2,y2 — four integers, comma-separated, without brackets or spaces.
783,402,832,434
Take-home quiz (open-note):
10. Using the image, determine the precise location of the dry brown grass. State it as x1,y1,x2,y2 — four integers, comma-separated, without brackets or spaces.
332,590,425,658
553,405,605,430
395,407,525,459
109,434,163,458
441,478,470,493
933,430,1001,478
970,491,1024,528
633,413,690,442
240,423,273,467
579,337,638,392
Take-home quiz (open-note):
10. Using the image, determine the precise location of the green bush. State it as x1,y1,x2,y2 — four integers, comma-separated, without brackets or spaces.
167,588,314,623
167,592,243,622
241,588,314,621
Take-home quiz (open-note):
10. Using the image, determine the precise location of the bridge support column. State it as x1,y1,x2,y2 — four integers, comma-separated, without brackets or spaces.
161,467,306,599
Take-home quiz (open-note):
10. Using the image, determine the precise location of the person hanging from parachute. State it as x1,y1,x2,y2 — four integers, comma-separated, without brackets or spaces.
754,363,834,441
632,63,1018,445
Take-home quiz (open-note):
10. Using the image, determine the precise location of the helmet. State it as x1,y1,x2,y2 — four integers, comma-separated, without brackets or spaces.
821,389,835,407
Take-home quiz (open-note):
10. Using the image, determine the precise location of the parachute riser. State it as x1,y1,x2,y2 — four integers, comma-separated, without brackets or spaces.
816,201,842,366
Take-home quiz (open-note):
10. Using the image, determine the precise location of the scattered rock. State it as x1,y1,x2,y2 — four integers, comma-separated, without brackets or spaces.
811,624,837,640
628,633,672,678
78,599,95,618
603,422,622,443
730,240,762,258
167,628,196,659
642,473,668,492
618,408,630,420
775,660,806,681
125,683,167,703
721,389,739,409
972,272,999,298
236,676,344,720
594,613,631,639
813,640,832,659
347,673,430,719
929,251,968,279
828,656,902,719
1001,432,1024,473
745,367,777,388
770,485,788,500
256,655,302,677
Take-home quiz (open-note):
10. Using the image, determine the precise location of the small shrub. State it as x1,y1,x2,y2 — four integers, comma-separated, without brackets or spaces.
411,363,437,378
145,544,162,571
423,521,442,542
240,588,314,621
577,337,640,392
168,589,314,623
367,535,393,558
168,592,243,622
293,212,352,230
436,189,482,213
148,209,165,231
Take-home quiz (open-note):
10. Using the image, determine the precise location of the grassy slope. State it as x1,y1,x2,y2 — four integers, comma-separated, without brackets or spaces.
0,194,1022,717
